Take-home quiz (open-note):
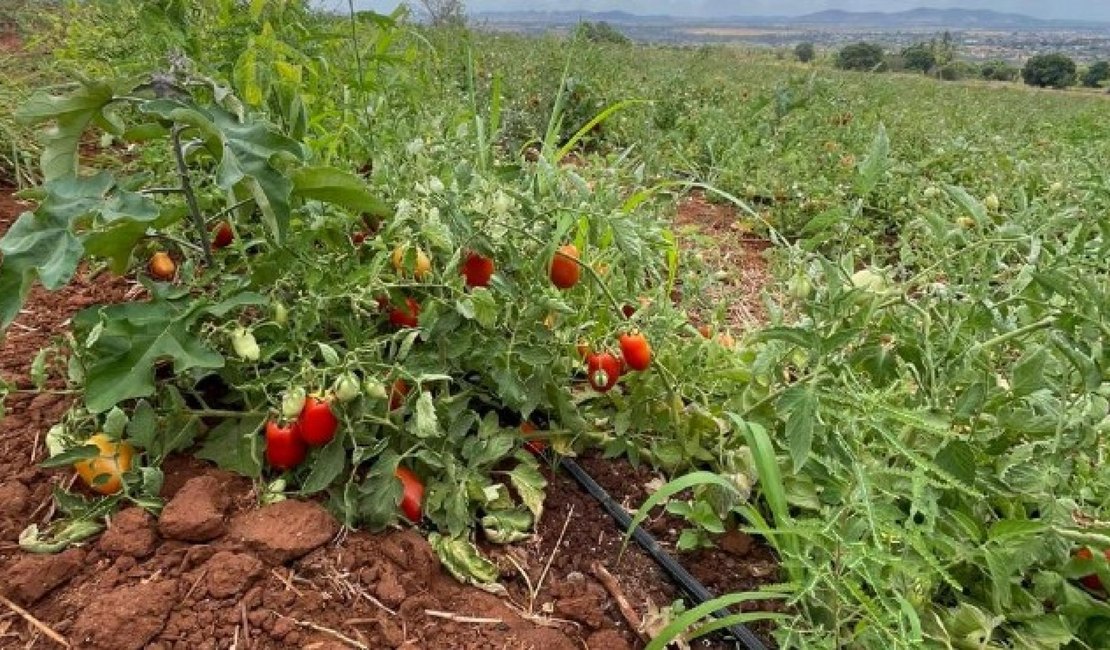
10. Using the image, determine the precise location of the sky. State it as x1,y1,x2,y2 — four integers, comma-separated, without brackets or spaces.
322,0,1110,21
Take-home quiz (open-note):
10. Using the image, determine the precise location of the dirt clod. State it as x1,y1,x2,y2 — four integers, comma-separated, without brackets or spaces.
228,499,338,563
2,548,85,605
588,629,633,650
158,475,230,542
69,579,178,650
100,507,159,558
202,550,265,599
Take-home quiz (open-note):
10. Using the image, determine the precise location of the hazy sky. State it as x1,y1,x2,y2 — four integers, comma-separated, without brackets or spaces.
321,1,1110,21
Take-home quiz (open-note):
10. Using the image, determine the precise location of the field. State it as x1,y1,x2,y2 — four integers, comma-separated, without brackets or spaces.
1,3,1109,649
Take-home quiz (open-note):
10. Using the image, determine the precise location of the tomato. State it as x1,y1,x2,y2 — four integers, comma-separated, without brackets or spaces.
549,244,580,289
74,434,134,495
388,297,421,329
333,373,361,403
716,332,736,349
1076,547,1110,591
265,421,306,470
297,396,339,447
460,252,495,288
395,465,425,522
697,324,712,339
576,341,590,360
586,352,621,392
619,332,652,371
392,246,432,280
351,231,368,246
389,379,410,411
149,252,175,281
212,221,233,249
622,304,637,318
520,421,547,455
231,328,260,361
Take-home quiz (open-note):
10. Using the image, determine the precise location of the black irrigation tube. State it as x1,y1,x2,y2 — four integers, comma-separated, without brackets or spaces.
548,452,769,650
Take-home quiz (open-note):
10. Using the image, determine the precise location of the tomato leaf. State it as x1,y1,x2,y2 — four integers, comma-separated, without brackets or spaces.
508,458,547,522
779,386,818,472
356,452,402,531
301,434,347,493
428,533,499,585
290,166,391,218
72,293,230,413
411,392,440,438
854,122,889,198
196,416,264,479
38,444,99,469
125,400,157,450
16,79,116,181
480,508,533,544
102,407,129,437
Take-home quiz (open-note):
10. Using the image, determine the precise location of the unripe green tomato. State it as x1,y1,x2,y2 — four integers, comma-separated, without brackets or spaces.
281,387,306,419
363,378,388,401
787,273,812,300
273,302,289,326
333,373,361,403
231,328,260,361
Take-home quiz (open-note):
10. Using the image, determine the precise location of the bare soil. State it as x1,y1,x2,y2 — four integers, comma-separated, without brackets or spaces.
0,189,782,648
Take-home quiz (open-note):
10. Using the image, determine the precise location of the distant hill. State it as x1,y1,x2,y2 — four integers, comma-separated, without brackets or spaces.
475,6,1105,30
788,8,1069,28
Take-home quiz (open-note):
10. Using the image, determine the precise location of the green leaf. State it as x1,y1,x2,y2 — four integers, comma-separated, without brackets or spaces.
428,533,499,585
854,123,889,198
779,386,817,472
945,184,988,225
102,407,129,437
290,166,391,218
356,451,402,530
196,416,264,479
73,296,226,413
411,392,440,438
38,444,99,469
1011,348,1047,397
988,519,1046,541
508,459,547,522
301,435,347,493
480,508,533,544
16,80,116,181
620,471,739,560
644,591,788,650
470,288,498,329
125,400,158,450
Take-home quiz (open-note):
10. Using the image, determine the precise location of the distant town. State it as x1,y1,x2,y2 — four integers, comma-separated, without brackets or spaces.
474,8,1110,63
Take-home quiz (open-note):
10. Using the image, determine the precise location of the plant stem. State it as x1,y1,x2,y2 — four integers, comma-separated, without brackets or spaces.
171,126,214,267
969,315,1056,355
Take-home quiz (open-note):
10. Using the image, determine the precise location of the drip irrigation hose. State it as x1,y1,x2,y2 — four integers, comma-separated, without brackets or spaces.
550,453,768,650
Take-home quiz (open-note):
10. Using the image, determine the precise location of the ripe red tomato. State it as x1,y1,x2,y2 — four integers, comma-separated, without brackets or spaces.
549,244,580,289
265,421,306,470
520,421,547,455
586,352,621,392
212,221,233,249
619,332,652,371
395,465,424,522
388,297,421,328
352,231,367,246
1076,547,1110,591
297,396,338,447
460,252,495,288
389,379,409,411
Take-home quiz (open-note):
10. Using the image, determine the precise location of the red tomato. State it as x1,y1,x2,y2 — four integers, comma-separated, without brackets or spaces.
395,466,424,522
265,421,306,470
297,396,338,447
619,332,652,372
460,252,495,288
212,221,234,249
622,304,637,318
389,379,409,411
549,244,580,289
352,231,368,246
149,252,175,281
586,352,621,392
1076,547,1110,591
388,297,421,328
520,421,547,454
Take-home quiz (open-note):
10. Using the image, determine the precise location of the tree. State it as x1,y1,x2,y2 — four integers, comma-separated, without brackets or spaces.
981,60,1018,82
836,42,885,72
795,42,815,63
901,42,936,73
1082,61,1110,88
1022,53,1077,89
575,21,630,45
412,0,464,26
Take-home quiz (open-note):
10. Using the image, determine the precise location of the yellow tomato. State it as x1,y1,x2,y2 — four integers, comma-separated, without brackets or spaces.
74,434,134,495
392,246,432,281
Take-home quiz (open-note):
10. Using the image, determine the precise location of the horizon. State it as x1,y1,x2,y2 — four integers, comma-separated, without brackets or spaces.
321,1,1110,22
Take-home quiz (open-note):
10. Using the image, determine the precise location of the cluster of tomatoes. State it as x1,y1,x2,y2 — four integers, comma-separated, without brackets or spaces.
264,392,424,521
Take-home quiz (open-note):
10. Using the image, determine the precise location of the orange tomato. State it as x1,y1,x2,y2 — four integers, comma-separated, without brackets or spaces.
74,434,134,495
149,252,175,281
392,246,432,281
